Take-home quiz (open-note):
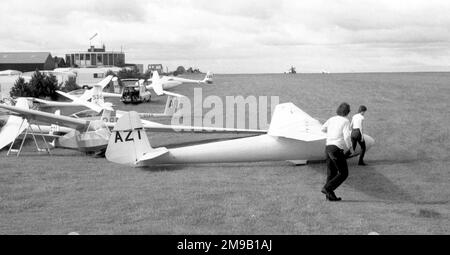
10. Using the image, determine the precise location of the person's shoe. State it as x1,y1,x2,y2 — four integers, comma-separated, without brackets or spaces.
321,188,342,201
327,195,342,201
329,191,342,201
358,161,367,166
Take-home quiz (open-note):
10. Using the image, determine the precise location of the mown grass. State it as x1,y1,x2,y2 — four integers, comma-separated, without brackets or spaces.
0,73,449,234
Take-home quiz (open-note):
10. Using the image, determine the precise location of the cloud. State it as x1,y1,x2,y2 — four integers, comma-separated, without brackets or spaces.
1,0,450,73
192,0,283,20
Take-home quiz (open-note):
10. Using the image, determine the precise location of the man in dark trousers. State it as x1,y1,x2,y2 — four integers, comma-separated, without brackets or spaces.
351,105,368,165
320,102,353,201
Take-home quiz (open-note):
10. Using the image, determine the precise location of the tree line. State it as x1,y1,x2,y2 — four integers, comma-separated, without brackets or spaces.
9,70,78,100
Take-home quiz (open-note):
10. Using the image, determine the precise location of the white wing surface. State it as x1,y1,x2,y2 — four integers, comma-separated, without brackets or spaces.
0,103,89,131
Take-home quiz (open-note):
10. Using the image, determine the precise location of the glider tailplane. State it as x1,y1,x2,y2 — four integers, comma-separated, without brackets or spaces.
106,111,167,166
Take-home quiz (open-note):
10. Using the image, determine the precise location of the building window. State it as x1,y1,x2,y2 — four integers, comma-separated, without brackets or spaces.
97,54,102,64
80,54,84,60
91,54,96,65
93,73,105,78
108,54,113,65
86,54,90,60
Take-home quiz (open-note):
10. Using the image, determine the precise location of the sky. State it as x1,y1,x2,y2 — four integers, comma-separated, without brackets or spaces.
1,0,450,73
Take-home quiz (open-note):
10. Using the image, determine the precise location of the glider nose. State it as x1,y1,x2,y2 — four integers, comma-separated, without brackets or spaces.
363,134,375,151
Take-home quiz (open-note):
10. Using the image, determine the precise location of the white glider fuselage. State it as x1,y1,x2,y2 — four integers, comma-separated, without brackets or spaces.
146,71,213,97
53,126,110,152
140,135,325,166
117,131,372,167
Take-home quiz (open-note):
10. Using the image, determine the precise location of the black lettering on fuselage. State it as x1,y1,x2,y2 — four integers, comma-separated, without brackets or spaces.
125,131,134,141
114,130,141,143
115,132,123,143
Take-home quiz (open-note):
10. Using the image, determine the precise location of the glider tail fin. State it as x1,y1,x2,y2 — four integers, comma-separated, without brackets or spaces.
105,111,153,165
163,95,181,116
95,75,114,89
268,103,325,142
151,71,165,96
50,110,61,134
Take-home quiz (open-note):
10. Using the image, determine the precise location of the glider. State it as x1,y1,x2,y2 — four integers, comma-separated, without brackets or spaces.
105,103,375,166
32,75,121,112
0,99,265,153
146,71,212,97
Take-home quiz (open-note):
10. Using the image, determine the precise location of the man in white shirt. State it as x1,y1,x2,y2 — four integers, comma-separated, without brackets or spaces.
351,105,367,166
320,102,353,201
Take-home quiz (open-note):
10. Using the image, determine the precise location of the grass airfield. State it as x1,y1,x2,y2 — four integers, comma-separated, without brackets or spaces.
0,72,449,234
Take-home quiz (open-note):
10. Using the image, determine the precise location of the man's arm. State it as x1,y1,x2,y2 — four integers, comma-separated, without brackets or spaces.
343,120,352,152
321,119,329,133
360,116,364,141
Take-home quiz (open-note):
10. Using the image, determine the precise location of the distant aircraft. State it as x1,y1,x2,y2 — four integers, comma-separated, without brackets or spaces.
146,71,213,97
32,75,121,113
284,66,296,74
159,71,214,89
105,103,375,166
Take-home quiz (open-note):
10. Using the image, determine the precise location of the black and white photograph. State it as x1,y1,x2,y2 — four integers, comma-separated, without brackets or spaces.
0,0,449,239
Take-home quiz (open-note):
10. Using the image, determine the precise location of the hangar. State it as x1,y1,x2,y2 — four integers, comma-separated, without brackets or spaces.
0,52,55,72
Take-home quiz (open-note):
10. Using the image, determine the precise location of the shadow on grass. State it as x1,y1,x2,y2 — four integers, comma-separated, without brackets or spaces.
148,96,167,105
308,162,414,203
140,161,289,172
365,157,435,165
337,199,388,203
141,165,187,172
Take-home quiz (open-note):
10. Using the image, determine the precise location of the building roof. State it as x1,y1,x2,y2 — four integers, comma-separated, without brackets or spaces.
0,52,52,64
54,56,65,62
0,70,22,76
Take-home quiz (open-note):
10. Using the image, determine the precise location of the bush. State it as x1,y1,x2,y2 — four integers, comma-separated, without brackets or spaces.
9,70,59,100
176,66,185,74
10,77,33,98
30,71,59,100
60,76,79,92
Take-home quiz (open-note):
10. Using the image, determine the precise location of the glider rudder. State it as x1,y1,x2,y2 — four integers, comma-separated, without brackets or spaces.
105,111,152,165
